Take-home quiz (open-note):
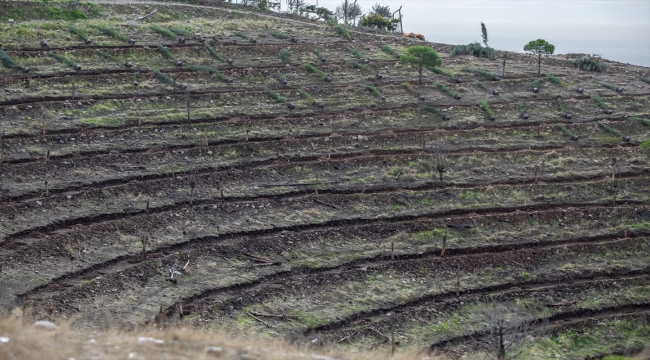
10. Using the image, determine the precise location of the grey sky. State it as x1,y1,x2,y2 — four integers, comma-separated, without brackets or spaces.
305,0,650,66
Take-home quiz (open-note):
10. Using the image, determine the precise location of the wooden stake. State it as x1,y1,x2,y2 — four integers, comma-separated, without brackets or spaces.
146,200,150,213
141,233,148,260
441,229,447,257
328,145,332,160
0,128,4,164
456,272,460,297
390,321,396,356
42,121,46,136
71,82,75,101
391,241,394,260
315,173,319,197
186,91,190,124
44,172,49,198
502,52,507,78
220,189,224,209
46,149,50,163
190,181,195,205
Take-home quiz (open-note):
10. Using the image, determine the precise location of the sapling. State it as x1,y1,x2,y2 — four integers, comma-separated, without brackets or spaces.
456,272,460,297
534,160,545,183
0,128,4,164
44,170,49,197
436,152,448,186
441,229,447,257
189,180,196,205
140,233,149,259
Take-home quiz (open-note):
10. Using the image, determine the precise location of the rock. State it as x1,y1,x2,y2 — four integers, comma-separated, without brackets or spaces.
8,19,14,24
492,89,499,96
198,37,205,43
226,58,233,65
249,37,257,43
290,36,298,43
21,66,29,73
615,87,623,93
379,95,386,101
179,83,187,90
0,336,9,343
34,320,57,330
287,102,295,109
418,94,425,101
128,38,136,45
206,346,223,357
320,56,326,62
493,76,500,81
455,78,462,83
526,335,535,343
522,113,529,119
605,109,612,114
225,77,233,83
623,136,630,142
175,61,183,67
136,337,164,345
363,58,369,64
84,39,92,45
442,114,450,121
74,64,82,71
488,115,496,121
178,37,185,43
565,113,572,119
395,53,401,58
532,87,539,93
317,101,325,108
125,62,133,68
376,73,383,79
280,78,287,85
324,76,331,82
576,87,583,93
132,81,139,86
571,134,579,141
40,40,48,47
454,94,461,100
311,355,335,360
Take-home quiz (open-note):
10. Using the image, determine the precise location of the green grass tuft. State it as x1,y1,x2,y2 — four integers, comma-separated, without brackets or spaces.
553,124,574,136
188,65,224,80
428,66,453,77
596,81,618,91
334,25,350,39
517,101,528,113
590,94,608,109
279,48,291,63
234,32,249,40
345,47,364,59
640,76,650,84
313,48,323,57
347,61,371,73
557,98,567,112
434,82,455,97
267,31,289,39
0,50,21,69
597,122,621,136
477,100,494,116
47,52,76,67
168,26,194,38
94,50,119,63
68,25,88,40
422,105,444,117
154,70,174,85
151,25,176,39
461,67,497,79
95,26,127,42
301,63,325,77
298,89,314,103
380,45,397,56
156,44,176,60
360,85,381,96
205,44,225,62
628,117,650,127
546,74,568,87
529,78,542,89
474,80,490,92
264,87,285,102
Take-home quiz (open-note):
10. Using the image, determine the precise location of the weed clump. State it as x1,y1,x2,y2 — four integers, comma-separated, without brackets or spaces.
205,44,225,62
0,50,20,69
168,26,194,38
546,74,568,87
451,42,494,60
345,47,364,59
553,124,574,136
477,100,494,116
474,80,490,92
154,70,174,85
95,26,127,41
347,61,370,72
640,76,650,84
628,117,650,127
313,48,324,57
264,87,285,102
434,82,455,97
68,25,88,40
557,98,567,112
516,101,528,113
529,78,542,89
334,24,350,39
461,67,497,79
401,82,415,93
360,85,381,96
47,52,75,67
590,94,608,109
298,89,315,103
234,32,249,40
279,48,291,63
596,81,618,91
597,122,621,136
381,45,397,56
151,25,176,39
571,55,605,72
94,50,119,63
156,44,176,60
422,105,444,117
301,63,325,77
428,66,453,77
267,31,289,39
188,65,224,80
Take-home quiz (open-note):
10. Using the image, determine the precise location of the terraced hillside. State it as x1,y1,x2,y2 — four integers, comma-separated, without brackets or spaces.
1,1,649,358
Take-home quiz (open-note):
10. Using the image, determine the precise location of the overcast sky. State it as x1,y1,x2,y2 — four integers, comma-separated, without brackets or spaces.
306,0,650,66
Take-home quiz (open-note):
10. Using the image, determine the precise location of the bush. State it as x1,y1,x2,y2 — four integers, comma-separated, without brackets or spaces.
188,65,224,80
629,117,650,127
347,61,370,72
334,25,350,39
640,76,650,84
279,49,291,63
205,44,225,62
571,56,605,72
156,44,175,60
597,122,621,136
529,78,542,89
546,74,568,87
345,47,364,59
94,50,119,63
428,66,453,77
301,63,325,77
264,87,285,102
0,50,20,69
151,25,177,39
590,94,608,109
154,70,174,85
516,101,528,113
267,31,289,39
553,124,574,136
434,82,454,97
451,42,494,60
557,98,567,112
47,52,75,67
95,26,127,41
381,45,397,56
461,67,497,79
477,100,494,115
360,85,381,96
359,13,398,31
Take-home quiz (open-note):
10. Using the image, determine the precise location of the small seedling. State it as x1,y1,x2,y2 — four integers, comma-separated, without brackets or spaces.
234,32,249,40
334,25,350,39
188,65,224,80
264,87,285,102
301,63,325,77
47,52,76,67
639,76,650,84
557,98,567,112
94,50,120,64
169,26,194,38
590,94,608,109
95,26,128,42
0,50,20,69
428,66,453,77
628,117,650,127
205,44,226,62
516,101,528,114
151,25,176,39
156,44,175,60
347,61,370,72
596,81,618,91
345,46,364,59
360,85,380,96
596,122,621,136
298,89,314,103
477,100,494,116
552,124,576,139
434,82,455,97
546,74,568,87
267,31,289,39
381,45,397,57
154,70,174,86
461,67,498,79
68,25,88,41
279,48,291,64
474,80,490,92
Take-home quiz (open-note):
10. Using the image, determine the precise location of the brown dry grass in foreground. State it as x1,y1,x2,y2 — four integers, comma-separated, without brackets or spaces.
0,308,428,360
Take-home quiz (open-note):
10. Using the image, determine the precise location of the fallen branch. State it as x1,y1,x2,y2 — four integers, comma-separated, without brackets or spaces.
258,181,340,188
366,327,390,343
242,252,277,264
547,300,576,307
249,311,298,319
248,312,276,328
313,198,340,209
136,9,158,21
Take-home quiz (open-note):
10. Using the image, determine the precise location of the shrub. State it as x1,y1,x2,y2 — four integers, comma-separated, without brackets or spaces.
401,82,415,93
47,52,75,67
557,98,567,112
234,32,249,40
461,67,497,79
345,47,364,59
360,85,380,96
156,44,176,60
629,117,650,127
267,31,289,39
640,76,650,84
516,101,528,113
571,56,604,72
474,80,490,92
590,94,608,109
546,74,568,87
264,87,285,102
94,50,119,63
428,66,453,77
151,25,176,39
596,81,618,91
334,24,350,39
188,65,224,80
529,78,542,89
434,82,454,97
168,26,194,38
70,9,88,20
0,50,20,69
95,26,127,41
154,70,174,85
359,13,398,31
301,63,325,77
298,89,314,102
313,48,323,57
381,45,397,56
68,25,88,40
641,138,650,150
597,122,621,136
347,61,370,72
279,49,291,63
553,124,574,136
205,44,225,61
477,100,494,116
422,105,444,117
451,42,494,60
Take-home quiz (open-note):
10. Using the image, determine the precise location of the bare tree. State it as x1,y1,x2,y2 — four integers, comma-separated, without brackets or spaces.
335,0,362,26
476,304,547,360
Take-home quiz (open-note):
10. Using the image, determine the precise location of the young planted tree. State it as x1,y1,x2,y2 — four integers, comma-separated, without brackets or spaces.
401,46,441,85
481,22,489,48
523,39,555,77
